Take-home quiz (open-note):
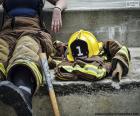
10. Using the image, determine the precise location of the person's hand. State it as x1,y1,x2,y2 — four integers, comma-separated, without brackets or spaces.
112,62,123,82
51,7,62,33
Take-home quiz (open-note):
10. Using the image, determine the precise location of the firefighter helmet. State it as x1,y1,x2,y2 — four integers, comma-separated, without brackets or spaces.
67,30,103,61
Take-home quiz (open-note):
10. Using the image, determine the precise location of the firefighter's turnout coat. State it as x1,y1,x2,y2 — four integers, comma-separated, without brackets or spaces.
54,40,131,81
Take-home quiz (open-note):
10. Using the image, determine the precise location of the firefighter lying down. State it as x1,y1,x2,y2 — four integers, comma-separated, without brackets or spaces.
52,29,131,82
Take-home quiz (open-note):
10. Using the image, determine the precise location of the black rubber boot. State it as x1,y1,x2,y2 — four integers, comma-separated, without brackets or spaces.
0,81,32,116
8,65,36,96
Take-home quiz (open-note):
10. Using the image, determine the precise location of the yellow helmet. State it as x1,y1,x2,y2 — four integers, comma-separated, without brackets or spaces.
67,30,103,61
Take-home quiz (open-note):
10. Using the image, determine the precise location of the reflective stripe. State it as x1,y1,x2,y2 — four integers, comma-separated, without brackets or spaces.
85,67,98,74
75,64,106,79
7,60,43,93
19,86,31,94
117,46,130,62
103,56,107,61
61,64,106,79
0,63,6,76
84,64,106,79
53,60,62,65
62,66,74,73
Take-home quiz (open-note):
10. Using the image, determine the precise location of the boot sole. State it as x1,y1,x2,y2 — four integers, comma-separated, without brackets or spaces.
0,81,32,116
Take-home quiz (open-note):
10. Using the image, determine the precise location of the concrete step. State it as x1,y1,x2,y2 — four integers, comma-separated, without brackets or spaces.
0,47,139,116
43,0,140,47
45,0,140,10
32,47,140,115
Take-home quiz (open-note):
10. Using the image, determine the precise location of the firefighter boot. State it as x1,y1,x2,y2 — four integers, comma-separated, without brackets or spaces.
0,65,37,116
0,81,32,116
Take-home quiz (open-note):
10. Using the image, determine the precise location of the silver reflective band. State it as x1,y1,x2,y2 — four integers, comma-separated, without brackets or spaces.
19,86,31,94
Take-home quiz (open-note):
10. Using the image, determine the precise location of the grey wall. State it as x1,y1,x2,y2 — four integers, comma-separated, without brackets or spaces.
43,10,140,47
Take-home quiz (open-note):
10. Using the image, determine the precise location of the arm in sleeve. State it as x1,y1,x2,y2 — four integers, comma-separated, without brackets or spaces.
104,40,131,76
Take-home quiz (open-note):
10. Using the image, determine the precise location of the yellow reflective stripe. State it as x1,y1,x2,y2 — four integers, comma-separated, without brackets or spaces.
0,63,6,76
53,60,62,65
7,60,42,92
74,65,97,78
74,64,106,79
75,66,98,78
84,64,106,79
97,68,106,79
103,56,107,61
84,64,98,75
85,67,98,74
28,61,42,85
62,65,74,73
118,46,130,62
61,64,106,79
